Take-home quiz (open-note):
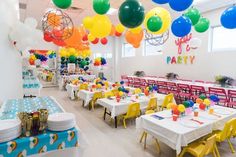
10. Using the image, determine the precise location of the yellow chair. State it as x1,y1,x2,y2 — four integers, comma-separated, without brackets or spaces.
79,83,88,90
139,110,160,154
179,134,219,157
89,92,103,111
160,93,174,110
214,118,236,153
146,97,158,112
122,102,141,128
134,88,142,95
104,91,114,98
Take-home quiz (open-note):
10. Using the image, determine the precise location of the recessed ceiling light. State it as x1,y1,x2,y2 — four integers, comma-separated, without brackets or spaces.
107,8,117,15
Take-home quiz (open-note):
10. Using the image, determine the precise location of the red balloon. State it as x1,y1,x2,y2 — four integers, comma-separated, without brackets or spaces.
115,31,122,37
43,32,53,42
82,35,88,41
91,38,99,44
53,39,66,47
199,103,206,110
101,38,108,45
173,109,180,115
29,58,35,65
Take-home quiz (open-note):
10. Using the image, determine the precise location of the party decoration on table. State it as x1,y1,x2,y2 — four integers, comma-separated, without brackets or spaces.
169,0,193,12
118,0,145,28
125,29,144,48
199,103,206,110
215,75,235,87
17,109,49,137
203,99,211,108
171,16,192,37
42,9,74,45
147,16,163,32
93,0,110,15
177,104,186,114
134,71,146,77
93,57,107,66
184,7,201,25
189,38,202,49
209,94,220,104
152,0,169,4
52,0,72,9
221,5,236,29
194,17,210,33
166,72,179,80
145,7,172,35
196,98,203,104
144,29,169,46
199,94,207,100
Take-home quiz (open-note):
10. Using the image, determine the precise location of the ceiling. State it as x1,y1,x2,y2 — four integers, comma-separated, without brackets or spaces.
19,0,234,29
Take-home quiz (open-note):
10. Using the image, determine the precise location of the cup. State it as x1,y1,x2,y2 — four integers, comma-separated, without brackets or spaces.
209,108,214,114
173,114,178,121
116,97,120,103
194,111,199,117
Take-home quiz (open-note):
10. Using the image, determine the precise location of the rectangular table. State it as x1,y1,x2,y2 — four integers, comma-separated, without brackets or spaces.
97,93,175,128
136,105,236,155
0,97,79,157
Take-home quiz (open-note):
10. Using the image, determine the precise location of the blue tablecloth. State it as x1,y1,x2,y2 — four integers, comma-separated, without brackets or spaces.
0,97,79,157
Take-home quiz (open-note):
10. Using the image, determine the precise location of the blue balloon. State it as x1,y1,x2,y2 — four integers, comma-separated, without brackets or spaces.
120,81,125,85
171,16,192,37
188,100,194,107
221,6,236,29
169,0,193,12
152,0,169,4
209,94,220,102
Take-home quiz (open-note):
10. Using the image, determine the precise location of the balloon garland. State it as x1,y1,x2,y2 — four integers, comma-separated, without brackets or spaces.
94,57,107,66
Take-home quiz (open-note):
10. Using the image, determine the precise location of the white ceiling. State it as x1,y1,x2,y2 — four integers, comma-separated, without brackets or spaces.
19,0,235,29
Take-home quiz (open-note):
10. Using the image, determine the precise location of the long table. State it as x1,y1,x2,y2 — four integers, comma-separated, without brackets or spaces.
0,97,79,157
97,93,176,128
136,105,236,155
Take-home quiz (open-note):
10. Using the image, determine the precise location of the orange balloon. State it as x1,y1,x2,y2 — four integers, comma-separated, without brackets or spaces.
196,98,203,104
47,13,61,27
110,25,116,36
125,30,143,48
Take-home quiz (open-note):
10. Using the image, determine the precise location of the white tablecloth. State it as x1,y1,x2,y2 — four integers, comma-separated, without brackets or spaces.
136,105,236,155
129,76,236,92
97,93,176,118
66,84,80,100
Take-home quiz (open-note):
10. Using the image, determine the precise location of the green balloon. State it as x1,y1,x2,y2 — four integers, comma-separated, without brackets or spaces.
93,0,110,15
194,18,210,33
184,8,201,25
68,55,76,63
52,0,72,9
118,0,145,28
147,16,163,32
80,60,87,67
199,94,207,100
61,57,66,62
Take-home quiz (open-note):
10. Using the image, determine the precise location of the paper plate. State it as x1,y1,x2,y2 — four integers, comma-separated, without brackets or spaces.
179,119,200,128
0,119,21,134
214,109,232,115
48,113,75,124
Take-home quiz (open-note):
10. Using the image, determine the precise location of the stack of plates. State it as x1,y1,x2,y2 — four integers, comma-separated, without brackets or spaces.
0,119,21,143
48,113,76,131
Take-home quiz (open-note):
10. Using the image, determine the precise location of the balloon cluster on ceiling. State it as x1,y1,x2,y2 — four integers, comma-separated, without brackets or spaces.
221,5,236,29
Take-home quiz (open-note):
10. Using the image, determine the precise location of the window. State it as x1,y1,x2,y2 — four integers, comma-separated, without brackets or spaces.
143,40,163,56
122,43,135,57
209,26,236,52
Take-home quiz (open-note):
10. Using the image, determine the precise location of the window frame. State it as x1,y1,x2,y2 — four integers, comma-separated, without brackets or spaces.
209,25,236,53
142,39,163,56
122,43,136,58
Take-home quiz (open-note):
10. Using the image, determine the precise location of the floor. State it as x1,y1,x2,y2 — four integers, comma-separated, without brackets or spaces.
41,87,236,157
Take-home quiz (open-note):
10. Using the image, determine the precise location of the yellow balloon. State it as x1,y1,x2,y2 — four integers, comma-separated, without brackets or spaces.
90,15,112,38
130,26,142,34
204,99,211,106
69,48,76,56
30,55,36,61
116,23,125,33
178,104,186,113
145,7,172,35
83,16,93,30
88,34,95,41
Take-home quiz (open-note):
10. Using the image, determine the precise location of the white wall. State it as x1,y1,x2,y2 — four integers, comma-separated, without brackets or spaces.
0,0,23,103
115,6,236,82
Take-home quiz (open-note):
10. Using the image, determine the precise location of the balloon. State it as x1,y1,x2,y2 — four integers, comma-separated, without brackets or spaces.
53,39,66,47
221,6,236,29
209,95,220,102
189,38,202,49
184,8,201,25
194,18,210,33
43,32,53,42
125,30,144,48
115,31,122,37
183,101,190,108
145,7,172,35
199,103,206,110
147,16,163,32
199,94,207,100
90,15,112,38
80,60,87,67
116,23,125,33
82,35,88,41
24,17,38,28
130,26,142,34
171,16,192,37
169,0,193,12
47,13,61,27
52,0,72,9
196,98,203,104
152,0,169,4
203,99,211,106
178,104,186,113
69,55,76,63
29,58,35,65
93,0,110,15
88,34,96,41
91,38,99,44
100,38,108,45
188,100,195,107
118,0,145,28
83,16,93,29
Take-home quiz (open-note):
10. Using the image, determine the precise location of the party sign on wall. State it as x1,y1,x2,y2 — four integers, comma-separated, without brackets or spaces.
167,33,196,65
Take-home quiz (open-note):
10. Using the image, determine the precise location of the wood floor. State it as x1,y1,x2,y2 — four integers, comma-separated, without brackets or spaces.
41,87,236,157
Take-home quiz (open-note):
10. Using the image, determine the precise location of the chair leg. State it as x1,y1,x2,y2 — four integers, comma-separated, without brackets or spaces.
214,144,221,157
154,138,161,154
227,138,235,153
123,118,127,128
213,150,217,157
179,148,186,157
139,132,146,143
144,133,147,149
